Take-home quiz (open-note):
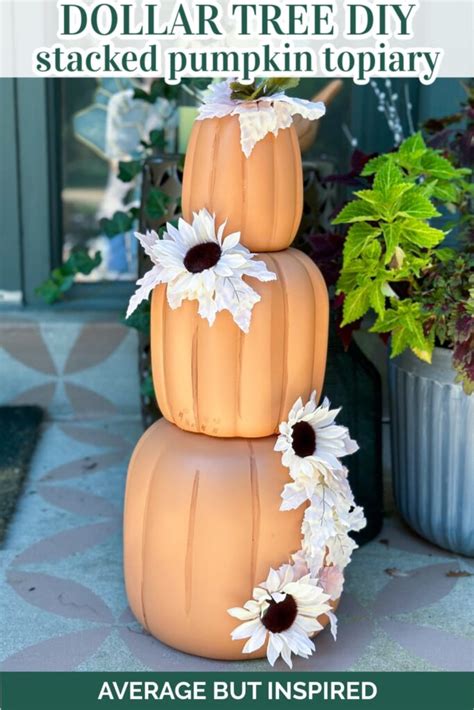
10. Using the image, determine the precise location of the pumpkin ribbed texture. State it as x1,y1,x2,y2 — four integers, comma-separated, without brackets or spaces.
182,115,304,252
123,418,310,660
151,249,329,438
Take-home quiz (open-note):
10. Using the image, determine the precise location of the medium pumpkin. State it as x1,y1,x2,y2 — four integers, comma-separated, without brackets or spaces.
181,115,303,252
151,248,329,438
123,418,335,661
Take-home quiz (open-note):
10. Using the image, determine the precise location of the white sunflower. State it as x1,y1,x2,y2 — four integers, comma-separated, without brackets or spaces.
228,564,331,668
275,391,359,478
126,209,276,332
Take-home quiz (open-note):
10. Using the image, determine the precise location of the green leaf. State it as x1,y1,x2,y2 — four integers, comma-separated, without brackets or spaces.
145,188,170,221
397,191,440,219
398,132,426,158
391,326,411,357
381,222,401,262
343,223,381,261
341,284,371,325
400,218,445,249
432,180,459,203
435,247,456,263
369,281,386,318
118,160,143,183
230,80,257,101
122,300,151,333
362,239,382,263
231,78,300,102
360,155,388,176
372,301,434,360
133,87,155,104
58,275,75,293
382,183,415,220
100,211,134,238
352,189,382,205
258,78,300,96
373,159,404,196
336,262,361,293
421,152,464,180
397,133,427,171
417,180,437,199
371,308,402,333
403,310,430,351
149,129,166,150
35,248,102,304
332,199,381,224
68,249,102,274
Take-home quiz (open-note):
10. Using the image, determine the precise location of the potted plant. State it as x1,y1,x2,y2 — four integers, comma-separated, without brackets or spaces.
331,129,473,556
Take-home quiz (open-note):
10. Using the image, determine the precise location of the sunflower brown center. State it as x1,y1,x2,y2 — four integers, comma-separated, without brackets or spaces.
291,421,317,457
261,594,298,633
183,242,221,273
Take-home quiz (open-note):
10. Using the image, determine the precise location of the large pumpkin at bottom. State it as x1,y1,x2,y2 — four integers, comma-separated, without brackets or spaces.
182,115,303,252
151,248,329,438
123,418,334,660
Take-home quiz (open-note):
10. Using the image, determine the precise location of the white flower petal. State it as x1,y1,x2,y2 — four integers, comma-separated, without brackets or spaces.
266,634,282,666
280,640,294,668
265,568,281,593
126,265,163,318
327,611,338,641
242,623,267,653
221,232,241,251
231,618,261,641
134,230,159,259
227,606,257,621
267,634,280,666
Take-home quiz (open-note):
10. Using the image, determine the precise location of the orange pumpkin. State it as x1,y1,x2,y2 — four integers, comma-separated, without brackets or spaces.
151,248,329,438
123,418,334,660
181,115,303,252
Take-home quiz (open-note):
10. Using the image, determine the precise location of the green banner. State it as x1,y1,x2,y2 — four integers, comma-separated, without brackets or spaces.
0,672,472,710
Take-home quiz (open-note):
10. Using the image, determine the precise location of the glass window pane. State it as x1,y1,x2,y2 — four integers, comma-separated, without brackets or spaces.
60,79,141,282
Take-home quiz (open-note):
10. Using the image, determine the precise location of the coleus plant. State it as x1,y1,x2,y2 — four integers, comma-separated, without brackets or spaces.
332,131,473,394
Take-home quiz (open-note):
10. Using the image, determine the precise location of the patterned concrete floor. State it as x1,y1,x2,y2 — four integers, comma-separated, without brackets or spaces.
0,312,473,672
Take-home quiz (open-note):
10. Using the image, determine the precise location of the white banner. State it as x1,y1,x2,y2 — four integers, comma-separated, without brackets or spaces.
0,0,472,80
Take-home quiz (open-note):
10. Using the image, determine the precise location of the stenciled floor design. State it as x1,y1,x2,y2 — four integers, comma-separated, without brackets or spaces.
0,312,473,672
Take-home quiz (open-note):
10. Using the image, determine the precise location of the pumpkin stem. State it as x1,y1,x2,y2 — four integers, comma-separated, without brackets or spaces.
230,78,300,102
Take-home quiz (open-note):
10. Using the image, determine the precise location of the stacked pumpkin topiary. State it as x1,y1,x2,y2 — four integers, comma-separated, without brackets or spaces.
124,79,365,666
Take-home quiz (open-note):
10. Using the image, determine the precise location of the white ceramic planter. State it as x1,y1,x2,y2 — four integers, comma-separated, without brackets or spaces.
390,346,474,557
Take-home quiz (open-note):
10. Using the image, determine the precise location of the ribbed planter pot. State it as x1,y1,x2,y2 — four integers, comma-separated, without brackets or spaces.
390,347,474,556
